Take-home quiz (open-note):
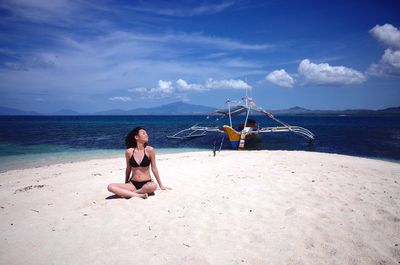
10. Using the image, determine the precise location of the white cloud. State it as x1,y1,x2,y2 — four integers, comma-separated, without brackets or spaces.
131,1,235,17
0,0,89,27
127,78,252,100
157,80,174,93
298,59,366,85
92,31,271,52
382,49,400,69
175,78,252,92
367,60,400,77
135,80,176,99
265,69,295,88
176,79,205,91
205,78,252,90
1,1,270,52
369,24,400,50
172,33,271,51
368,24,400,77
109,96,132,101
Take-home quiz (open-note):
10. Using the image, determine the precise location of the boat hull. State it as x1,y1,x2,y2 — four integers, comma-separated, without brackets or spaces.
222,125,240,149
222,125,257,149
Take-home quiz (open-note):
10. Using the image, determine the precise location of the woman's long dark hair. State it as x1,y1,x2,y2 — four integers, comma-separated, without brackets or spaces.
125,126,148,149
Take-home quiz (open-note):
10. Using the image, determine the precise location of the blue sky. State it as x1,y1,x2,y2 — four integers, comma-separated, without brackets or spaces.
0,0,399,113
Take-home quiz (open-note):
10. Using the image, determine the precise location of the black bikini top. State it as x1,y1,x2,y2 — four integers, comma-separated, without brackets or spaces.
130,148,151,168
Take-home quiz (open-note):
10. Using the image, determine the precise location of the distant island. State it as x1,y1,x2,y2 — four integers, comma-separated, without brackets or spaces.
1,102,399,116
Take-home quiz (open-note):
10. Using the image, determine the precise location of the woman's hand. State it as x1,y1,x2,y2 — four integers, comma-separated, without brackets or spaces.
159,185,171,190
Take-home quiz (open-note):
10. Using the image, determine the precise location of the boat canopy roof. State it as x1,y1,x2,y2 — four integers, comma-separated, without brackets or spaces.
213,105,248,116
213,105,271,117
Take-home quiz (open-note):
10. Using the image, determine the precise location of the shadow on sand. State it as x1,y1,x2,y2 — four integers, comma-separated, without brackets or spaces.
105,195,122,200
105,193,155,200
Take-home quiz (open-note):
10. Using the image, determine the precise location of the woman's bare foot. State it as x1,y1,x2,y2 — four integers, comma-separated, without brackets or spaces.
126,191,148,199
137,193,148,199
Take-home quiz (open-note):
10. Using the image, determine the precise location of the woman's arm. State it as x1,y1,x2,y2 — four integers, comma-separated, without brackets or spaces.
148,147,170,190
125,149,132,183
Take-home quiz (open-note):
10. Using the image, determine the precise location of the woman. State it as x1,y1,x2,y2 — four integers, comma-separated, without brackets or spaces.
107,127,170,199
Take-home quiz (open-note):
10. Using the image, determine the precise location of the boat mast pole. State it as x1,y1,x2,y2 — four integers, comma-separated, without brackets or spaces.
227,100,232,128
244,88,251,127
244,89,250,127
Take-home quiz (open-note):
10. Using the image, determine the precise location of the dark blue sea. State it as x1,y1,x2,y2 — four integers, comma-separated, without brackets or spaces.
0,115,399,171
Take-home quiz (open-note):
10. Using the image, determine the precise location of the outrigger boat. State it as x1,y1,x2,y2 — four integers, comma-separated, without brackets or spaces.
168,96,315,150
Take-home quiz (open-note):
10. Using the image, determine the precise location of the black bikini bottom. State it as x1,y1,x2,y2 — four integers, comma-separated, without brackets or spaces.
130,179,155,196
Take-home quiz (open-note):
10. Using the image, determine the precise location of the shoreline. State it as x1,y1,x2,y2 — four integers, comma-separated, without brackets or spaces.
0,150,399,264
0,147,209,173
0,148,399,174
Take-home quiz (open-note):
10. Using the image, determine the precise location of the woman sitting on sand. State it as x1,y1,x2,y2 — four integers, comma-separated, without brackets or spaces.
107,127,170,199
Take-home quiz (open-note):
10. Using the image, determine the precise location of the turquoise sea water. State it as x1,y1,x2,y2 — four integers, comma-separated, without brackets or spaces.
0,146,205,172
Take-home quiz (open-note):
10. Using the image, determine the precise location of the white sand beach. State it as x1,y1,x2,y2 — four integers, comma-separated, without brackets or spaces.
0,151,399,265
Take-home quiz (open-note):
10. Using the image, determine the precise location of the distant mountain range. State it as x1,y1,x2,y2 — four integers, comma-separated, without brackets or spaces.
95,102,215,115
267,106,400,116
0,106,41,115
1,102,400,116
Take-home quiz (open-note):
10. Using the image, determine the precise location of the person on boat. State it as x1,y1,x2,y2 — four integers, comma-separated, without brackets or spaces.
107,126,170,199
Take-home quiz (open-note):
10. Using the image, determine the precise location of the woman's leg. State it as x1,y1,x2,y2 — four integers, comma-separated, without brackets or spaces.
136,182,158,195
107,183,148,199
